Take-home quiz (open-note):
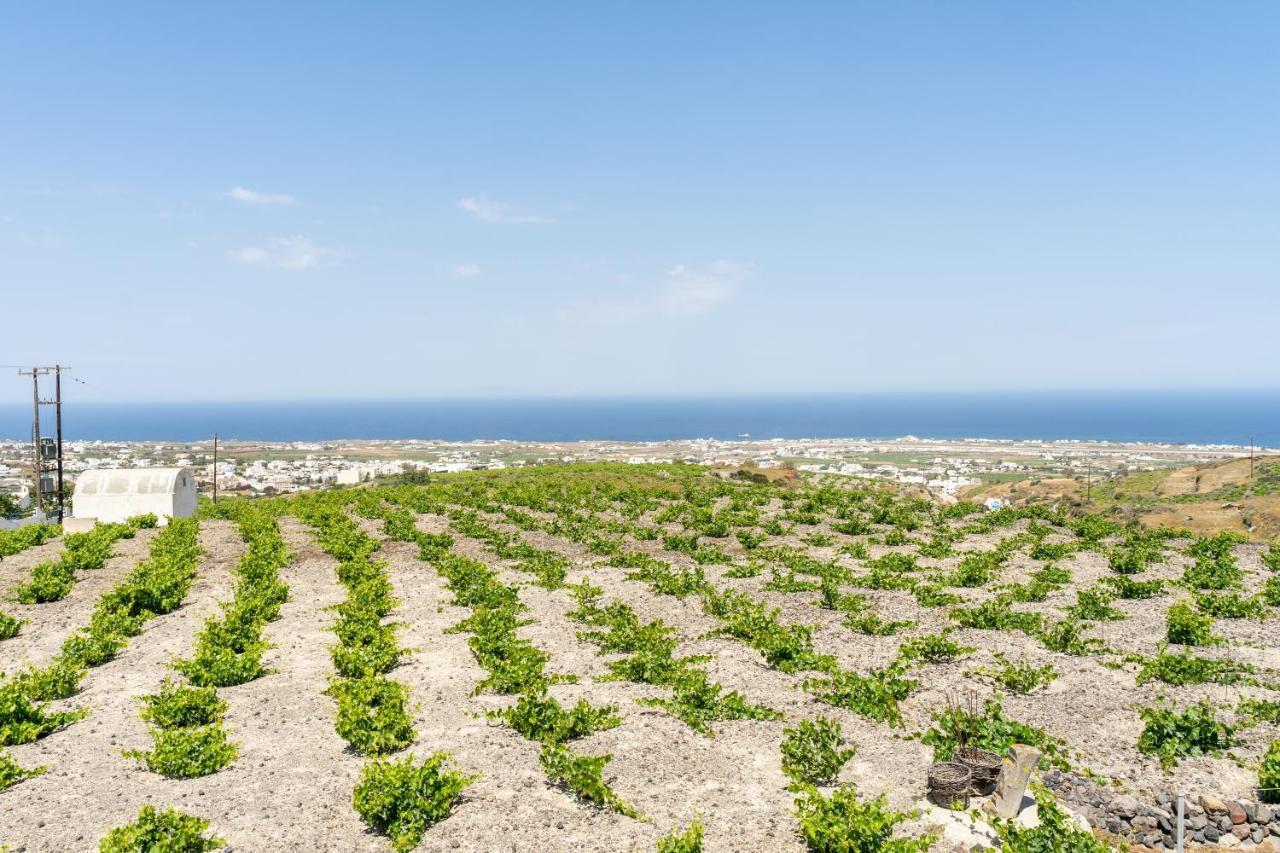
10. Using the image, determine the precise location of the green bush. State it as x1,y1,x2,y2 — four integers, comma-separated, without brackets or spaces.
897,633,974,664
656,817,704,853
0,612,22,640
1136,700,1234,769
0,522,58,557
490,690,620,745
920,696,1067,769
975,654,1058,694
949,600,1044,634
8,659,85,701
641,671,781,736
793,785,934,852
0,681,86,745
329,676,415,756
0,747,44,791
803,665,917,727
781,717,856,786
139,680,226,728
352,752,477,853
913,585,961,608
1066,587,1125,622
99,805,224,853
1136,648,1255,686
1260,740,1280,805
1195,592,1265,620
1037,620,1104,656
1237,698,1280,726
14,519,145,604
702,589,835,674
1166,601,1218,646
125,723,237,779
539,743,641,818
1104,576,1164,600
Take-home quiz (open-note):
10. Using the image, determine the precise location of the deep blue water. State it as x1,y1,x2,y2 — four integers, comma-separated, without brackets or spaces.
0,392,1276,446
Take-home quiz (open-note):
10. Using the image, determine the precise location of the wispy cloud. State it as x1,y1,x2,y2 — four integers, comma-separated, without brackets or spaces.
228,186,297,205
229,235,347,269
559,260,750,324
657,261,749,316
450,263,482,279
457,194,552,224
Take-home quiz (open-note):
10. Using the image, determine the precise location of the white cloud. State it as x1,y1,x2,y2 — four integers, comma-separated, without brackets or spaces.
228,186,296,205
457,195,552,224
657,260,749,316
451,263,482,278
559,260,750,324
229,235,347,269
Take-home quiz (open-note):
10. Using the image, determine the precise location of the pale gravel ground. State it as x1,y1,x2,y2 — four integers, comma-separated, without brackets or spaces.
0,502,1274,852
457,504,1280,825
0,520,239,852
0,535,67,590
0,528,157,677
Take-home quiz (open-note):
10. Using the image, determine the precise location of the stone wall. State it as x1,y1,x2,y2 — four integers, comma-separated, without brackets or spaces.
1042,770,1280,850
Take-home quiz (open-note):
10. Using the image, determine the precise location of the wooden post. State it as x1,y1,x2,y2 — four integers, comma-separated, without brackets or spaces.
212,433,219,504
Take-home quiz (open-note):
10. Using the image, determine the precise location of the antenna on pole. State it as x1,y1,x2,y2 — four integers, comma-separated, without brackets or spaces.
212,433,219,504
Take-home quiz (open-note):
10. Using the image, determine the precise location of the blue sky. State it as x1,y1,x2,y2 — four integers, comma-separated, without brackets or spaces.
2,2,1277,401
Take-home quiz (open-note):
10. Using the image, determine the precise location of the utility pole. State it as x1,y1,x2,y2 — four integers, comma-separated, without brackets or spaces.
212,433,219,504
55,366,65,523
17,366,70,522
1250,436,1255,482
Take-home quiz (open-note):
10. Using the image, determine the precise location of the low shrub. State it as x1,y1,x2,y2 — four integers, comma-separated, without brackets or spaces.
1066,587,1125,622
490,690,620,745
803,665,917,727
793,785,934,852
352,752,477,853
1105,576,1164,600
1166,601,1218,646
99,805,224,853
125,723,237,778
329,676,415,756
539,743,641,818
972,654,1057,694
0,681,86,745
1037,620,1104,656
0,747,44,791
781,717,856,786
1261,740,1280,805
920,695,1067,769
657,817,704,853
1195,592,1265,620
641,671,781,736
897,633,974,664
1136,700,1234,769
1136,648,1255,686
139,680,225,728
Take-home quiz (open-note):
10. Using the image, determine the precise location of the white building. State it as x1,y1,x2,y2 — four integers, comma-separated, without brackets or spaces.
71,467,197,527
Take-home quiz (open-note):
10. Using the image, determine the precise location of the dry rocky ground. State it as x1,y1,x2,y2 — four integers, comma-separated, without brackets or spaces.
0,465,1277,851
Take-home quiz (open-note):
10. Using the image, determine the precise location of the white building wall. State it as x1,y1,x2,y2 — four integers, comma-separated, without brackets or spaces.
72,468,197,525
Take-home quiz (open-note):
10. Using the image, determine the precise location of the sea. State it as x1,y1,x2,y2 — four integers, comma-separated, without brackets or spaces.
0,391,1276,447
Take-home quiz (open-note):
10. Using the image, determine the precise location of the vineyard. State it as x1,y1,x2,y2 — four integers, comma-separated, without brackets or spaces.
1,462,1278,851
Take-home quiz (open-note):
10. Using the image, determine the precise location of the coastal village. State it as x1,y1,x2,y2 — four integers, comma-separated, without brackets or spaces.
0,434,1260,508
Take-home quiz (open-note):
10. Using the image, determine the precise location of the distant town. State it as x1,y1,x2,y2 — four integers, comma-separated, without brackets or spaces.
0,434,1265,508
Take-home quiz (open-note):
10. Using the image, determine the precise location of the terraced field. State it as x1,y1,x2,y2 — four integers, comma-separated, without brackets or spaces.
1,463,1278,851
